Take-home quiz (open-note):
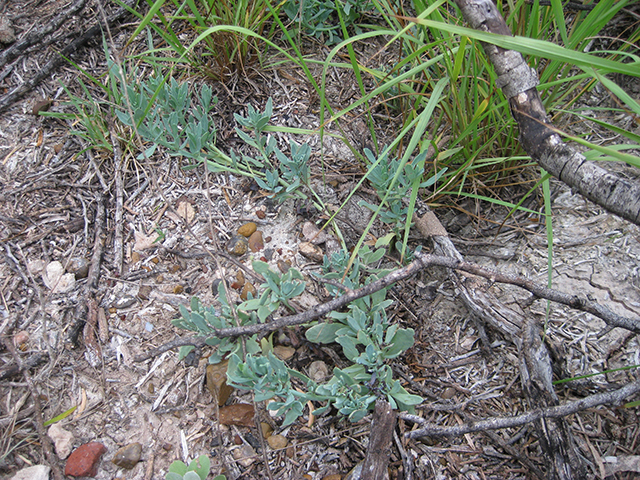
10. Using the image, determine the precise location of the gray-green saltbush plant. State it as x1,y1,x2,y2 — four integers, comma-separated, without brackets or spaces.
283,0,375,44
173,247,422,426
165,454,224,480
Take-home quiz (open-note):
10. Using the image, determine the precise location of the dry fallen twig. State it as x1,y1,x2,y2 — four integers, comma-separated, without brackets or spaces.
136,249,640,363
402,378,640,439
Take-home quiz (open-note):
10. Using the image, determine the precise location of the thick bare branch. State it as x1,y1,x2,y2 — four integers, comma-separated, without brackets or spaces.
135,250,640,362
403,378,640,439
453,0,640,226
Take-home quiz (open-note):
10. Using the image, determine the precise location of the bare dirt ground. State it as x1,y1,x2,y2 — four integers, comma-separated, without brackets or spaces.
1,1,639,480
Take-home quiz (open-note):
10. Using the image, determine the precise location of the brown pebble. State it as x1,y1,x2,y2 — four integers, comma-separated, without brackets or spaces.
248,231,264,252
13,331,29,350
168,264,181,273
111,442,142,470
241,282,257,301
442,387,456,400
173,285,184,294
137,285,152,301
267,434,288,450
219,403,255,427
298,242,324,263
277,260,291,274
273,345,295,361
226,235,248,256
260,422,273,439
32,98,52,116
206,360,234,407
237,222,257,237
256,210,266,219
67,257,89,279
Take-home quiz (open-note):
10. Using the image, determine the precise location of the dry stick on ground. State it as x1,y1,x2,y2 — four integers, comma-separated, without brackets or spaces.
133,249,640,362
68,193,106,346
111,130,125,276
0,0,87,70
402,378,640,438
427,224,586,478
3,339,65,480
452,0,640,226
0,0,139,115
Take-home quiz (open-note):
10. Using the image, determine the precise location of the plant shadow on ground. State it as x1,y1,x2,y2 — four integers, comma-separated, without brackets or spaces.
0,1,640,479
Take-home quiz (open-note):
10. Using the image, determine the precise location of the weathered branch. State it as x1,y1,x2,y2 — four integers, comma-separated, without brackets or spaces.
453,0,640,226
0,0,87,70
0,0,139,115
134,250,640,362
362,399,396,480
403,377,640,438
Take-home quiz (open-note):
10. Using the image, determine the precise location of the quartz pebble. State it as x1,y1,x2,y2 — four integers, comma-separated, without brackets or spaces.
111,442,142,469
9,465,50,480
47,423,74,459
65,442,107,477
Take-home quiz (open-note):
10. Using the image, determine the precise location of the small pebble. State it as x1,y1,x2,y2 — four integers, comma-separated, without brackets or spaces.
65,442,107,477
219,404,255,427
67,257,89,279
111,442,142,470
13,331,29,351
260,422,273,439
232,444,256,468
226,235,248,256
273,346,295,361
241,282,257,301
114,295,136,309
8,465,50,480
47,424,74,459
309,360,329,383
298,242,324,263
256,210,266,219
267,434,288,450
248,231,264,252
237,222,257,237
32,98,52,116
206,361,234,407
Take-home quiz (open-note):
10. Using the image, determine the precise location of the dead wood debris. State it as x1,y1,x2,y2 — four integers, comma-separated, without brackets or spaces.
0,0,139,115
453,0,640,226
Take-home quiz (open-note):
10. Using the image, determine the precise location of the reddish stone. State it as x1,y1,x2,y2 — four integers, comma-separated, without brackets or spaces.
219,403,255,427
65,442,107,477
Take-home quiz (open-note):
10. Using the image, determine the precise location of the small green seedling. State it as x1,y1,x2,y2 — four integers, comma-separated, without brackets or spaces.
165,455,222,480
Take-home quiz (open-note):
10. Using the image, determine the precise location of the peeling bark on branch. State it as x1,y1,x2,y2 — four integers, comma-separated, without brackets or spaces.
453,0,640,226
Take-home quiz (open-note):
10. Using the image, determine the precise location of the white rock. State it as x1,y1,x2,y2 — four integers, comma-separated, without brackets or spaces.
309,360,329,383
9,465,50,480
42,261,75,293
47,423,74,459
